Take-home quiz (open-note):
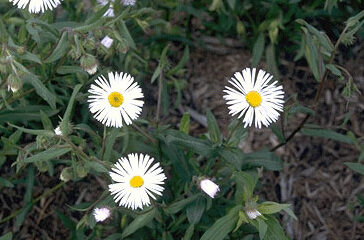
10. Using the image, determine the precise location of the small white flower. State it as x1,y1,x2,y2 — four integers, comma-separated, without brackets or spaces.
97,0,114,17
200,179,220,198
101,36,114,49
93,207,111,222
54,126,62,136
122,0,136,6
245,208,262,219
109,153,166,210
223,68,284,128
88,72,144,128
9,0,62,13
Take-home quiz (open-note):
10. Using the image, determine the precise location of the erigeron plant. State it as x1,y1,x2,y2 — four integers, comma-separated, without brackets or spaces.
0,1,363,239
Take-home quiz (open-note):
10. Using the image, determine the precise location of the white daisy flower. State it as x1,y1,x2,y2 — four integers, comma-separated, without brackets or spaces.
93,207,111,222
101,36,114,49
97,0,114,17
88,72,144,128
9,0,62,13
122,0,136,6
108,153,166,210
223,68,284,128
200,179,220,198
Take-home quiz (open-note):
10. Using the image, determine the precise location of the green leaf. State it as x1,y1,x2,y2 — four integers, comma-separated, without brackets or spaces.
16,203,33,228
122,208,157,238
57,66,86,75
166,130,215,157
301,128,353,144
270,124,285,143
186,196,205,224
20,70,56,109
105,234,123,240
44,31,69,63
85,3,111,24
40,110,53,130
252,33,265,67
258,218,268,240
104,128,119,161
260,215,288,240
200,206,240,240
303,28,324,81
226,119,247,147
165,194,200,214
0,232,13,240
119,20,136,49
86,161,109,174
326,64,341,76
258,202,293,216
233,211,249,232
168,45,190,75
243,150,283,171
218,147,244,170
288,105,314,116
265,43,279,79
0,105,58,124
183,224,194,240
179,112,190,134
0,177,14,188
233,171,258,203
60,84,82,135
151,65,161,83
344,162,364,175
23,148,72,163
206,109,221,144
24,166,35,202
8,123,54,137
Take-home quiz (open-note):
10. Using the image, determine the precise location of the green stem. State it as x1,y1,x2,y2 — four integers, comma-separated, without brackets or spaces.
101,125,107,161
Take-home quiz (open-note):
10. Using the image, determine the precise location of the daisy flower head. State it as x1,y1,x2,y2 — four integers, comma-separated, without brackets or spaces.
223,68,284,128
88,72,144,128
9,0,62,13
108,153,166,210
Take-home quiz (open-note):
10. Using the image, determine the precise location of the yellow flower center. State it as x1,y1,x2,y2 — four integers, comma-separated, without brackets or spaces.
130,176,144,188
108,92,124,107
245,91,262,107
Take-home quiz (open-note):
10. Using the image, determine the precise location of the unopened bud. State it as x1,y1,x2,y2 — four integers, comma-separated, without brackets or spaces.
60,167,74,182
7,74,22,93
80,54,98,75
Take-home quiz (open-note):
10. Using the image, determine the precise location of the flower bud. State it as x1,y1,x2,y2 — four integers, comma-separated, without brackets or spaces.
122,0,136,6
199,178,220,198
60,167,74,182
80,54,98,75
101,36,114,49
93,207,111,222
7,74,23,93
245,206,262,219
